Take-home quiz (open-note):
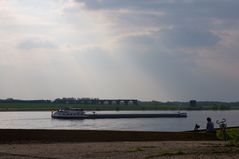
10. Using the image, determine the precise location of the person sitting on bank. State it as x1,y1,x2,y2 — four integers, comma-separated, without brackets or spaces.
206,117,215,132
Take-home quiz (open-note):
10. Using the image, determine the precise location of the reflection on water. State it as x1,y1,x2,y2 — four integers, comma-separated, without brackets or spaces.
0,110,238,131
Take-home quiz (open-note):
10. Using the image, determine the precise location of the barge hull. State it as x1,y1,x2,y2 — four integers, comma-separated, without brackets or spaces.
52,113,187,119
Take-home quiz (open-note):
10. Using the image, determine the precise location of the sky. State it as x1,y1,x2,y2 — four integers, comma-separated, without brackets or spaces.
0,0,239,101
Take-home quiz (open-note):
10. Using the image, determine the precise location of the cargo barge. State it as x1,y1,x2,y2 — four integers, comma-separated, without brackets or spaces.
51,108,187,119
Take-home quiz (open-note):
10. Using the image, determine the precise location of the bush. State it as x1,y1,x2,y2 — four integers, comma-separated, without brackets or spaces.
216,128,239,146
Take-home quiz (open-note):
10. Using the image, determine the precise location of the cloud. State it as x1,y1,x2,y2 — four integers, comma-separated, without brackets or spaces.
76,0,239,19
18,38,56,49
158,27,220,48
58,0,239,101
73,0,226,48
1,0,239,101
74,0,239,33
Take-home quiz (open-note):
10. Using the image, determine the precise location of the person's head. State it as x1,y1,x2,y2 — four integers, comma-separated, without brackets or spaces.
207,117,211,122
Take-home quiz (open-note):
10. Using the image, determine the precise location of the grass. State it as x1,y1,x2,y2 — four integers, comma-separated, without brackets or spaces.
127,146,157,153
127,147,144,152
145,150,185,159
216,128,239,146
145,148,239,159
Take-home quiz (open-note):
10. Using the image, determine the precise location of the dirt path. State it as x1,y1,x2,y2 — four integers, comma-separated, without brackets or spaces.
0,141,238,159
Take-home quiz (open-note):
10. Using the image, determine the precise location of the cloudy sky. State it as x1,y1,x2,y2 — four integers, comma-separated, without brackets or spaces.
0,0,239,101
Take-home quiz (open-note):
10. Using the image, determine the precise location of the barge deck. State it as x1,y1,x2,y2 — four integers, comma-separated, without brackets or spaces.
52,112,187,119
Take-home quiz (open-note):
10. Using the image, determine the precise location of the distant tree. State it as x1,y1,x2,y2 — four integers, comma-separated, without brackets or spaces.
190,100,197,107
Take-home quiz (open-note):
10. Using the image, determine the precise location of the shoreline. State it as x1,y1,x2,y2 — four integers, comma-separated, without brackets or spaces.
0,129,237,158
0,108,238,111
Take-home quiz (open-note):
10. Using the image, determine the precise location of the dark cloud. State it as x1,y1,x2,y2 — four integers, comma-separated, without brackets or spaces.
75,0,159,10
75,0,239,29
76,0,239,19
75,0,235,49
71,0,239,101
159,27,220,48
114,29,239,101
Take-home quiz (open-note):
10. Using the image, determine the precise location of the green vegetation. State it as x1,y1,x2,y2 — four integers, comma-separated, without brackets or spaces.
127,147,144,152
0,103,148,111
145,150,185,159
216,128,239,146
138,101,237,110
0,100,238,111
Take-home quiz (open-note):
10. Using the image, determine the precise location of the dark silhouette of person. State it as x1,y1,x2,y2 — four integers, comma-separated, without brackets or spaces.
206,117,215,132
194,124,200,131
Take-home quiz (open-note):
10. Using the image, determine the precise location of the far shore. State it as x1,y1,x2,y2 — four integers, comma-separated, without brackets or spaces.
0,108,51,111
0,108,238,111
0,101,238,111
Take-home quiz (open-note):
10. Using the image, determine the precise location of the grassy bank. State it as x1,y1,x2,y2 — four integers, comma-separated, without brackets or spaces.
0,129,217,143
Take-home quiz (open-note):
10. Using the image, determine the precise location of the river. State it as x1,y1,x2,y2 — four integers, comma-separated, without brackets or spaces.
0,110,238,131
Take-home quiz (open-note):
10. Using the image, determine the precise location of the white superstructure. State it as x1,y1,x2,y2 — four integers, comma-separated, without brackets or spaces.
51,108,90,119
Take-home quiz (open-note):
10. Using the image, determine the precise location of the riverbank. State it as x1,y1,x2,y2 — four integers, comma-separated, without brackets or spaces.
0,107,238,112
0,129,217,143
0,129,238,158
0,102,238,111
0,141,238,159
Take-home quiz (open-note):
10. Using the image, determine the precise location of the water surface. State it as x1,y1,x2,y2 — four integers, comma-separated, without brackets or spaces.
0,110,238,131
